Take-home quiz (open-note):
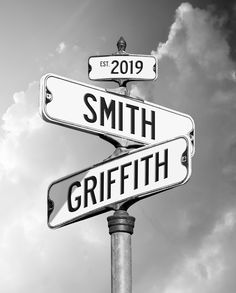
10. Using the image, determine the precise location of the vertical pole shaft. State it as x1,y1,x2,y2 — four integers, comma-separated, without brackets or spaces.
107,210,135,293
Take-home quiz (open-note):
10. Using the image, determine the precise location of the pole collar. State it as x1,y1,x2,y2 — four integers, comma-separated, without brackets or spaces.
107,210,135,235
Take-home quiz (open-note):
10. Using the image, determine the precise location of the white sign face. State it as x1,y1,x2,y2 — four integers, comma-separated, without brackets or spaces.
40,74,195,154
48,136,191,228
88,54,157,81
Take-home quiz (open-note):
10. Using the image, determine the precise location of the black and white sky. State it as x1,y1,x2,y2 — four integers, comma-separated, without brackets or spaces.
0,0,236,292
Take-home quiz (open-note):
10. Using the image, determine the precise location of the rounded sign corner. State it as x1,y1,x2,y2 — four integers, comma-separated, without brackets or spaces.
40,73,55,84
40,103,54,124
47,221,56,230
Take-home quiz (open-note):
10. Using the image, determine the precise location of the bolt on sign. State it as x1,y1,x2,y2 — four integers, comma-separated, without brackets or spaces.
40,74,195,155
47,136,191,229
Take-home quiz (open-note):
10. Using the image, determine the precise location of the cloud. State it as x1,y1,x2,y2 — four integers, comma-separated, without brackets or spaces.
0,82,43,180
0,41,113,292
161,209,236,293
0,2,236,293
56,42,66,54
158,2,234,77
130,3,236,293
40,42,91,84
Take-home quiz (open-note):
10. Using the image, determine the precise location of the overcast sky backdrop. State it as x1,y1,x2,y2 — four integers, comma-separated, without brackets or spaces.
0,0,236,292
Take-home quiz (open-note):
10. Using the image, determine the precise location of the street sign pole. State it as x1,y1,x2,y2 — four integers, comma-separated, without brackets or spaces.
107,210,135,293
107,38,136,293
40,37,194,293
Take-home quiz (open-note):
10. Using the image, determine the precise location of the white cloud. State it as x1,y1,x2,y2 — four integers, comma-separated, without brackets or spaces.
0,44,130,290
1,2,236,293
156,3,233,82
56,42,66,54
0,82,43,179
2,82,42,135
40,43,91,84
132,3,236,293
0,37,114,292
161,210,236,293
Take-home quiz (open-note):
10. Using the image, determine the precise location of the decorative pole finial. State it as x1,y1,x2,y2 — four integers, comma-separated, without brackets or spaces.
117,36,127,53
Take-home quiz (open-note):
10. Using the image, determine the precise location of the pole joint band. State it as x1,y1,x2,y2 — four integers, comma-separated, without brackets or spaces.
107,210,135,235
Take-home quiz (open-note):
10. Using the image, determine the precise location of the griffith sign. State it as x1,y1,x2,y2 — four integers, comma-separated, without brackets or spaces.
47,136,191,228
40,74,195,154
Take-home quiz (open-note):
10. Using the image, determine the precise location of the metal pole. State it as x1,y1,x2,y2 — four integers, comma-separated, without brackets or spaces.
106,38,136,293
107,210,135,293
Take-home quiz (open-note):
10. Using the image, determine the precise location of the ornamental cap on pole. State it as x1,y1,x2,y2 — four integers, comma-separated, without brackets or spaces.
117,36,127,53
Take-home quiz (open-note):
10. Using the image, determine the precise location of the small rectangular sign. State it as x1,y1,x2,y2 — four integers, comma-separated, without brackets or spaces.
48,136,191,228
88,54,157,81
40,74,195,154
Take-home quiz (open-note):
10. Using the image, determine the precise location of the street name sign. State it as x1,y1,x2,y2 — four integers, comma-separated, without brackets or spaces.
88,54,157,81
48,136,191,228
40,74,195,154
